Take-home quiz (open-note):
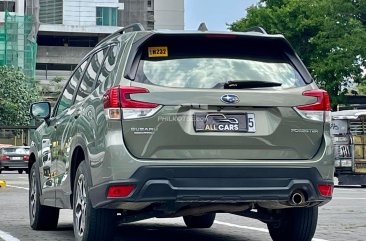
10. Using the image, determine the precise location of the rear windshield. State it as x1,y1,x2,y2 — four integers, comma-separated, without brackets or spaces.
135,36,305,89
3,147,28,154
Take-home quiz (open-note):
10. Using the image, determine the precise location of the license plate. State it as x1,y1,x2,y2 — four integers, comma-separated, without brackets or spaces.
11,157,22,160
194,113,256,132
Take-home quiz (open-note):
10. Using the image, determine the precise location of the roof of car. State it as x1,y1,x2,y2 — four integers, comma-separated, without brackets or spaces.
0,144,13,148
147,30,288,41
97,23,290,49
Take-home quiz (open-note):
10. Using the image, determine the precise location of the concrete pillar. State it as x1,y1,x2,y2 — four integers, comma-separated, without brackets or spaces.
15,1,26,71
16,0,25,16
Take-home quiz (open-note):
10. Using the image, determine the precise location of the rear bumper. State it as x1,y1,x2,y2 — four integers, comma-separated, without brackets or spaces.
0,161,27,169
89,166,333,208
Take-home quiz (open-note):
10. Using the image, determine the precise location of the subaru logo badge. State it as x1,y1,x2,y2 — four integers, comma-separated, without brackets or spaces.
221,94,239,104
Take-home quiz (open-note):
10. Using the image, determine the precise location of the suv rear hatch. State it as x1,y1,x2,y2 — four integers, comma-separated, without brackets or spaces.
109,33,330,160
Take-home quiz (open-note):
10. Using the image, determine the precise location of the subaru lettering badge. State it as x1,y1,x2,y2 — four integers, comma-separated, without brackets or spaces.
221,94,240,104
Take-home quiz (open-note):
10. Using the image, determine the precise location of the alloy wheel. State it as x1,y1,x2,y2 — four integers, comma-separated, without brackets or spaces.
30,170,37,220
75,174,87,237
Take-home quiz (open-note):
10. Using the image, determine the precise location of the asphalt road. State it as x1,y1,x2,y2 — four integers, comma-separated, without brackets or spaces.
0,171,366,241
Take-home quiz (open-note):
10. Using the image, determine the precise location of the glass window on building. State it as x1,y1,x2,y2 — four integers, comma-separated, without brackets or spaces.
96,7,117,26
0,2,15,12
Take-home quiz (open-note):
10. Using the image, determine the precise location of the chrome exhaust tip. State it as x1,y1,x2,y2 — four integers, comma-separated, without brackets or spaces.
290,191,306,206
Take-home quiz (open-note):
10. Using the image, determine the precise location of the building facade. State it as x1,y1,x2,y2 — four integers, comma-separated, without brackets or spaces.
0,0,24,22
0,0,36,78
154,0,184,30
118,0,184,31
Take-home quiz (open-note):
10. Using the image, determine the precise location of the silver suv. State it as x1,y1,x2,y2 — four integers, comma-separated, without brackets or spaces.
29,24,334,241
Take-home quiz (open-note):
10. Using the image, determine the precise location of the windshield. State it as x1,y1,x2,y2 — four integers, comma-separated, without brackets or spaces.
3,147,29,154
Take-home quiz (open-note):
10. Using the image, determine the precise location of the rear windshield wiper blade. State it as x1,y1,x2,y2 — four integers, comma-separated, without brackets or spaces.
223,80,282,89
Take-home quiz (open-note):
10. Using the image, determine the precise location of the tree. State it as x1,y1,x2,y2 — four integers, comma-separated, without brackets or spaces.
0,66,39,126
37,76,64,103
229,0,366,108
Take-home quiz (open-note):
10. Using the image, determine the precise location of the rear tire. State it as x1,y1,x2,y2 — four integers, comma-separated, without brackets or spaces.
18,169,23,174
73,161,116,241
29,163,59,230
183,213,216,228
267,206,318,241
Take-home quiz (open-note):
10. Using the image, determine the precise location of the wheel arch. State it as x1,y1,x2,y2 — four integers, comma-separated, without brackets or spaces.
28,151,43,198
69,137,92,207
28,152,37,174
70,146,85,206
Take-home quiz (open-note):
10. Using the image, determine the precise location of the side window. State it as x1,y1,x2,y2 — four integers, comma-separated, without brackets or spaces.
96,45,119,88
75,47,109,103
55,59,88,116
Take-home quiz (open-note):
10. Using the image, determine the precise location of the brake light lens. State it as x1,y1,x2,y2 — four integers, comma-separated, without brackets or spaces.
107,185,135,198
294,89,331,122
0,155,10,161
318,184,333,197
23,155,29,161
103,86,162,120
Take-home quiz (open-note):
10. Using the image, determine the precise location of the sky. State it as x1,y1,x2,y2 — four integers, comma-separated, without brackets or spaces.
185,0,259,31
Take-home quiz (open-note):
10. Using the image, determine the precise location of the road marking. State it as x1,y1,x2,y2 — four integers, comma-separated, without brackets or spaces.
215,220,269,233
0,230,20,241
333,197,366,200
6,185,29,191
335,188,360,191
215,220,329,241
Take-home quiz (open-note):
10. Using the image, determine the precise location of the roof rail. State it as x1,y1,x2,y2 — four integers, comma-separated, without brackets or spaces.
96,23,145,47
121,23,145,33
244,26,267,34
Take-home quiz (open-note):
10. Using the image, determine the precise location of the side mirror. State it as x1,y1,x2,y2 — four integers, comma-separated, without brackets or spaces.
30,102,51,120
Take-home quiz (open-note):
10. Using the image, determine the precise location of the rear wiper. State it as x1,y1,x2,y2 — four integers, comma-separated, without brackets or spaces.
223,80,282,89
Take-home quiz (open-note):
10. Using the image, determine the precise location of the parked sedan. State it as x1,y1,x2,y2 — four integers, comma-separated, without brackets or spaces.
0,146,30,174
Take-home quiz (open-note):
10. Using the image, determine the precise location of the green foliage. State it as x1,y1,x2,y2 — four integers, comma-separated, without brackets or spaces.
51,76,64,84
229,0,366,108
0,66,39,126
51,76,65,96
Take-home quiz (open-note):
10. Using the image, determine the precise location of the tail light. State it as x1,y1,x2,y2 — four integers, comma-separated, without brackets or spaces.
294,89,331,122
0,155,10,161
103,86,161,120
107,185,135,198
318,184,333,197
23,155,29,161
